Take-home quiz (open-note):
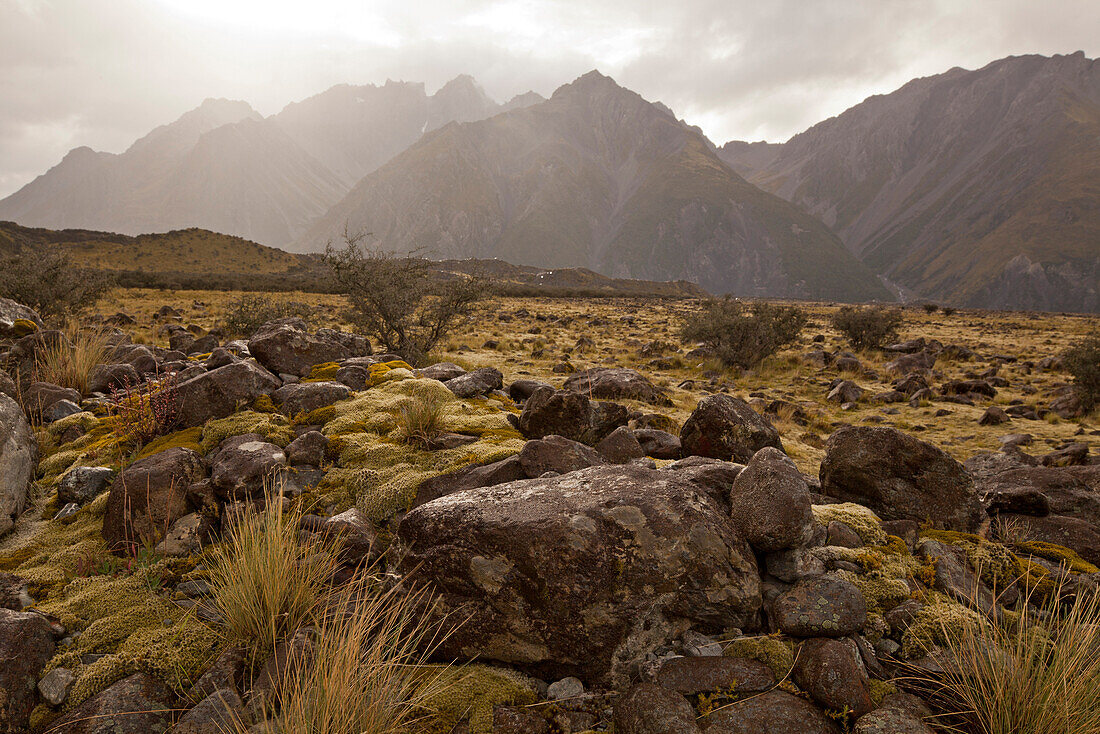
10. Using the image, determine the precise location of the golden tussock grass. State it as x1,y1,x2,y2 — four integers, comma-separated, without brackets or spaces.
906,579,1100,734
33,323,113,394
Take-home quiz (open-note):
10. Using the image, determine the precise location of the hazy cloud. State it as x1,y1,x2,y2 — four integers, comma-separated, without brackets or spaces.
1,0,1098,196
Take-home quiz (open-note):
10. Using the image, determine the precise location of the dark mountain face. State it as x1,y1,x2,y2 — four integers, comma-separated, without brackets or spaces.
298,71,891,302
719,52,1100,312
0,78,538,247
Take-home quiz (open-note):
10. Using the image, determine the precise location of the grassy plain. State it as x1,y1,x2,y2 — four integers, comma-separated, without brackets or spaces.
95,288,1099,473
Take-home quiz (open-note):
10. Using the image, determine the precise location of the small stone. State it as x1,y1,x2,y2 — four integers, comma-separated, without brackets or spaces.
38,667,75,706
547,676,584,701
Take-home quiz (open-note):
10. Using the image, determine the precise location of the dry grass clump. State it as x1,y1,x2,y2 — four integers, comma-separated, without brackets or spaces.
207,492,337,646
33,325,113,394
911,580,1100,734
390,392,448,448
247,578,452,734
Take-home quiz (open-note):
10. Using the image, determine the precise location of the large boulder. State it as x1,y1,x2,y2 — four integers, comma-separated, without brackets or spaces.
517,386,628,445
680,394,782,463
0,394,36,537
729,447,814,551
175,359,281,427
613,683,703,734
773,576,867,637
48,673,175,733
0,608,56,733
272,381,351,416
210,435,287,499
518,434,608,476
247,319,352,377
820,426,983,531
21,381,81,420
396,465,761,686
102,447,206,553
444,367,503,398
0,297,43,339
563,368,673,407
792,637,873,717
88,362,140,394
703,690,841,734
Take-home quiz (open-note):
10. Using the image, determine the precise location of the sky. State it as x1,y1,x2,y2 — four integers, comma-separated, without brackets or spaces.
2,0,1099,198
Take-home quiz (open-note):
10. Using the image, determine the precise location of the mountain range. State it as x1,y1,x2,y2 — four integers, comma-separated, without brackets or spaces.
719,52,1100,312
1,53,1098,310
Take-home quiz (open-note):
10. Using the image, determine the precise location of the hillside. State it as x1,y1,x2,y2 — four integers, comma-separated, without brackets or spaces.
0,78,541,247
0,222,304,274
298,71,891,302
719,52,1100,312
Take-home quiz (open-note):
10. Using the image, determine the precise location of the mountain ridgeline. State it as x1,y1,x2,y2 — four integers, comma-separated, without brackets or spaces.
299,71,890,302
0,77,540,247
1,55,1098,310
720,52,1100,312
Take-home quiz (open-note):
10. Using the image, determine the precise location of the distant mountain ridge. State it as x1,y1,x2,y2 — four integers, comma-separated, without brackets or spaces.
0,78,542,247
298,71,891,302
719,52,1100,311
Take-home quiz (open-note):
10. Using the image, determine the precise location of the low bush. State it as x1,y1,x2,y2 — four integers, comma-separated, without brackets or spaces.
1063,334,1100,410
323,233,485,366
108,373,180,448
831,306,903,350
681,297,807,369
220,294,314,338
0,248,114,321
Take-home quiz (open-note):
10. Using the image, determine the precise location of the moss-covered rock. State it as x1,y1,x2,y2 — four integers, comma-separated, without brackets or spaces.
418,664,540,734
811,503,887,545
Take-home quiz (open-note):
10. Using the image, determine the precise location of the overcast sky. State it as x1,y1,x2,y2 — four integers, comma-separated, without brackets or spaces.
2,0,1098,198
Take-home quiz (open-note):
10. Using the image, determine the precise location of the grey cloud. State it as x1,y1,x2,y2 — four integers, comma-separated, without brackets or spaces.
1,0,1098,197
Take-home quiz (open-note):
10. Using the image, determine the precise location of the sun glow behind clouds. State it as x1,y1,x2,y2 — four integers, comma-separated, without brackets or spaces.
153,0,403,46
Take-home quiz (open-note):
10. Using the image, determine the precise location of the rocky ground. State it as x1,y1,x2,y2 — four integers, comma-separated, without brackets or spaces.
0,290,1097,733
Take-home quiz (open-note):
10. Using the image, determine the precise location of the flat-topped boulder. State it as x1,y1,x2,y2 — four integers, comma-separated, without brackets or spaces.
396,464,761,686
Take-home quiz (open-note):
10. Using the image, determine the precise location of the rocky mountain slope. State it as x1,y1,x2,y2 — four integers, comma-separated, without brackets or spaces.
719,52,1100,312
299,71,891,302
0,78,539,247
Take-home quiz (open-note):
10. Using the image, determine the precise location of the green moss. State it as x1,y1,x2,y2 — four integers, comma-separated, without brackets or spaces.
419,665,539,734
305,376,525,520
1011,541,1100,575
131,427,203,462
199,410,295,453
252,394,278,413
39,573,220,711
12,318,39,337
0,493,110,595
302,361,341,382
293,404,338,426
921,529,1020,591
811,503,887,545
1012,555,1060,600
37,416,127,485
28,703,57,733
900,596,986,659
723,636,795,678
867,679,897,708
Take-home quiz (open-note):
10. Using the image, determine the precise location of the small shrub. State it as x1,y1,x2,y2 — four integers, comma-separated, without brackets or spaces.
34,325,113,394
942,306,957,316
680,297,806,369
391,392,448,448
831,306,903,350
1063,335,1100,410
922,303,939,313
0,248,114,321
220,294,314,338
108,372,180,447
323,232,485,366
207,491,337,647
